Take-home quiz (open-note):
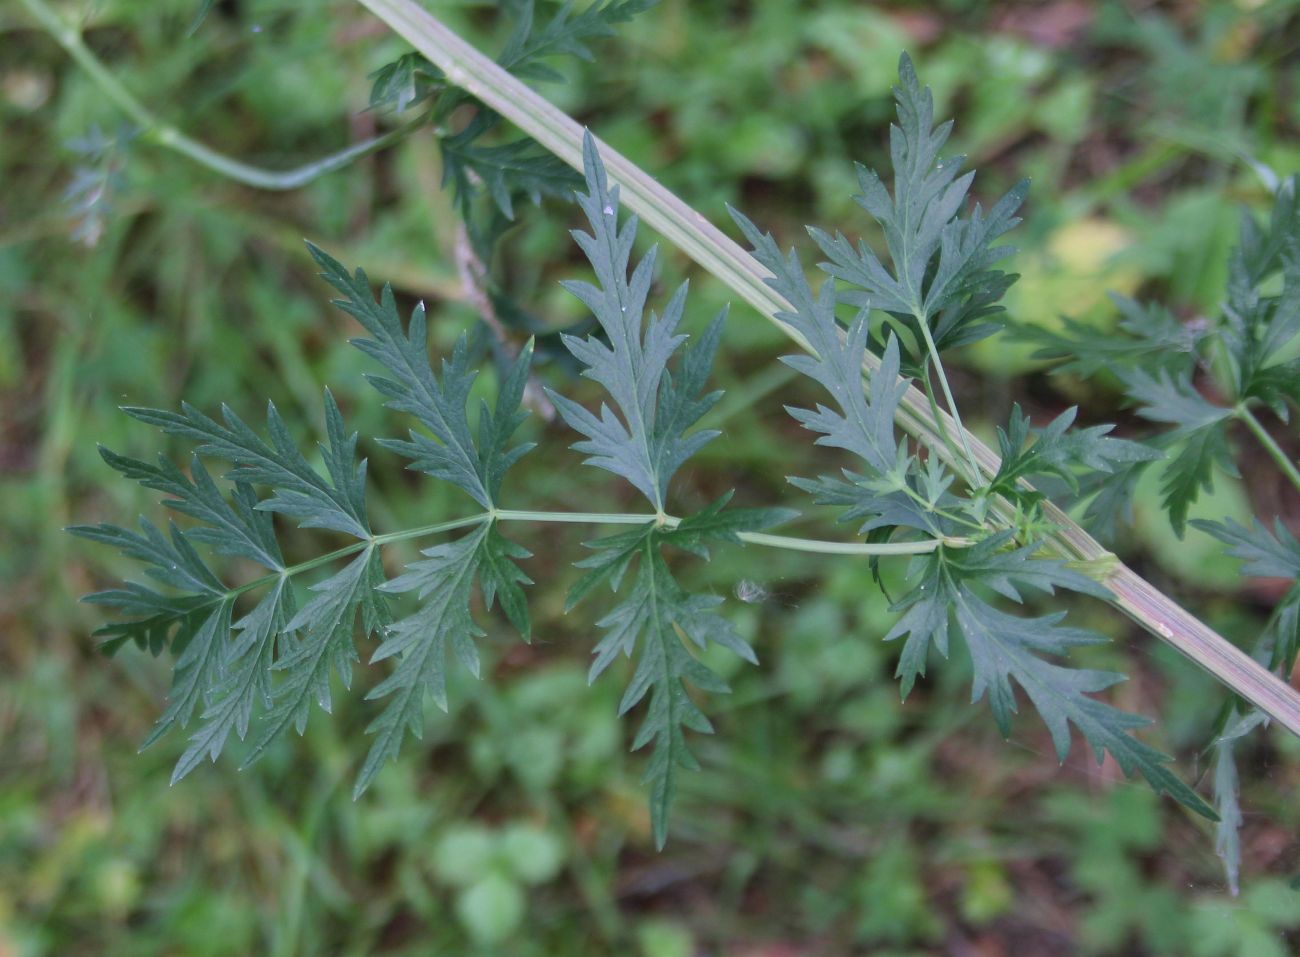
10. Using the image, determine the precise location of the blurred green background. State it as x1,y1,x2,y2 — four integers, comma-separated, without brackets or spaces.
3,0,1300,954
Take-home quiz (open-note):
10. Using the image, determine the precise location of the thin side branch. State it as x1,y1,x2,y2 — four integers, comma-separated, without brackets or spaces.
20,0,425,191
452,223,556,420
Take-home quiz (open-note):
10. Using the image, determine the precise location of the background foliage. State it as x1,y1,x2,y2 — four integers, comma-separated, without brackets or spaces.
3,0,1300,954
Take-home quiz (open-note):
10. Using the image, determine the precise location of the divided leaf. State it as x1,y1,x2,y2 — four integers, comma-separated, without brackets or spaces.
497,0,657,82
309,242,535,510
311,245,539,791
886,541,1213,819
550,138,790,844
357,521,532,797
441,113,580,220
1193,517,1300,674
241,549,390,767
368,52,443,114
1019,293,1205,378
730,206,940,539
987,404,1161,503
172,580,294,784
1222,181,1300,418
1120,368,1236,536
78,227,547,796
123,389,372,539
548,131,724,512
1030,177,1299,542
567,504,780,849
96,448,283,571
808,53,1026,357
71,390,383,772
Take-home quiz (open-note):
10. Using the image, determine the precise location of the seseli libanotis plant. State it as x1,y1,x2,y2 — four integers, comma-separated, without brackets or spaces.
71,129,933,849
358,0,1300,753
88,47,1299,847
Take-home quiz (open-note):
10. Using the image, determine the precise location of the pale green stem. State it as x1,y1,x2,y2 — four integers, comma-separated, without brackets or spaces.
1237,405,1300,495
371,514,489,546
353,0,1300,739
19,0,425,191
493,509,652,525
227,514,489,599
222,508,952,606
919,358,972,486
917,318,983,486
733,530,961,555
493,509,958,554
150,119,427,192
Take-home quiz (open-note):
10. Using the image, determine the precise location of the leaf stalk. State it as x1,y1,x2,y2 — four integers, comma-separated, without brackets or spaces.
917,318,983,485
219,508,952,607
1237,404,1300,495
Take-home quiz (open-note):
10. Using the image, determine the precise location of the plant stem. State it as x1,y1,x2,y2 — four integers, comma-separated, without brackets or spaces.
494,509,654,525
1237,405,1300,495
151,120,427,192
917,319,984,485
919,352,980,489
371,514,490,546
228,514,491,599
734,530,963,555
493,509,957,554
354,0,1300,739
1107,568,1300,739
225,508,953,606
19,0,425,191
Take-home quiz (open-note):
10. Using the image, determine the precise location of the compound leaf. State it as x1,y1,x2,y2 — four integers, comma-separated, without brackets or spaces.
96,449,284,571
808,53,1026,355
886,544,1214,819
988,404,1160,501
730,206,940,538
172,579,294,783
368,52,443,113
568,506,778,848
1019,293,1205,378
1193,517,1300,673
123,390,372,539
551,137,790,844
356,520,531,796
242,549,389,767
310,243,537,510
548,131,723,511
1120,367,1236,536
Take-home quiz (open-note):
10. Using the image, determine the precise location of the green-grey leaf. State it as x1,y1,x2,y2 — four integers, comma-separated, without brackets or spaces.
357,520,531,796
885,546,1214,819
550,131,723,511
310,242,534,510
242,551,382,768
123,390,371,538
